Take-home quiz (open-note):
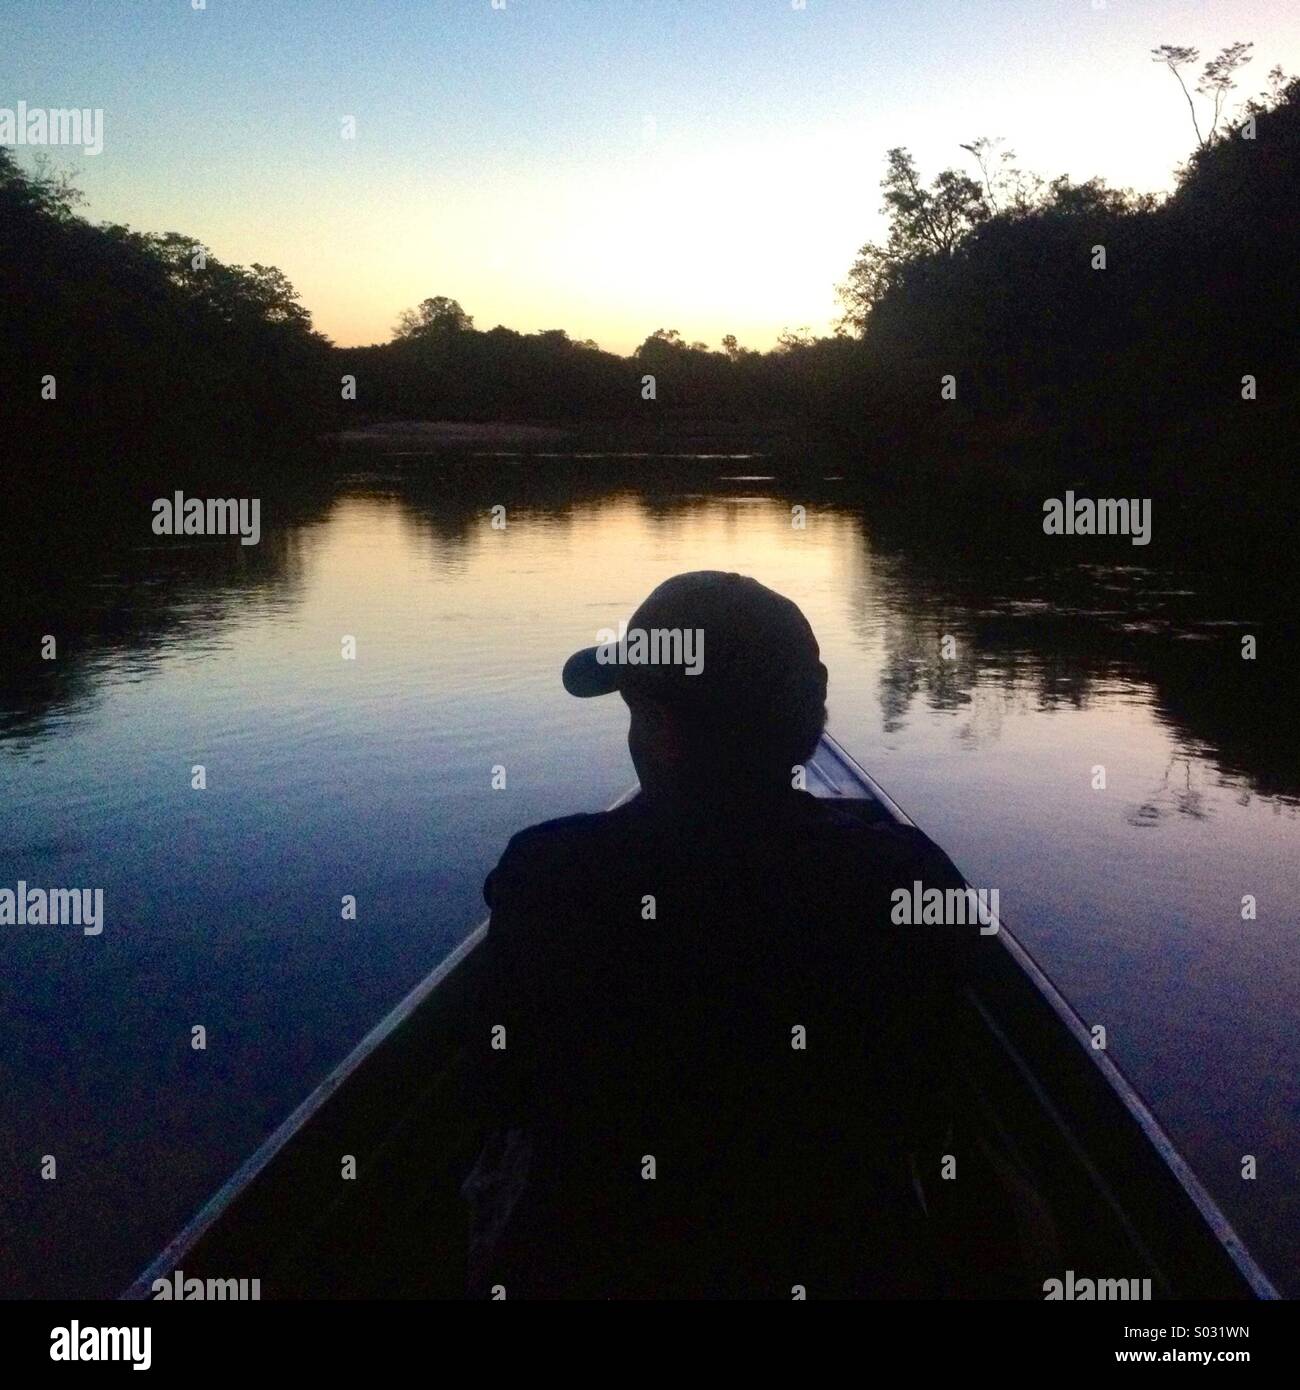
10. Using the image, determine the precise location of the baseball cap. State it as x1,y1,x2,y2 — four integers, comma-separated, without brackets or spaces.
561,571,828,725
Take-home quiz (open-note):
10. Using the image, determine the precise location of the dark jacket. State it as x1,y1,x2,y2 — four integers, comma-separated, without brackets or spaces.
467,789,980,1297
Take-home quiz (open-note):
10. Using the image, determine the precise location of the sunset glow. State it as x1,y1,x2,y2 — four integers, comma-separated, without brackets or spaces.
6,0,1299,352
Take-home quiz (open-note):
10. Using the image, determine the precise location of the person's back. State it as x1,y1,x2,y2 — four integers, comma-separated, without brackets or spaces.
465,573,979,1298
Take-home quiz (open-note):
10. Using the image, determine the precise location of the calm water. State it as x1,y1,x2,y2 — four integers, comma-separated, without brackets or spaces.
2,455,1297,1297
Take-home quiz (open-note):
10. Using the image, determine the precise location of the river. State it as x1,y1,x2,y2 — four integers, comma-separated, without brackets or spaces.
1,448,1296,1297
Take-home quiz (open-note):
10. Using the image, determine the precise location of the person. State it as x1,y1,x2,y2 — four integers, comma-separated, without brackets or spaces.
463,571,988,1298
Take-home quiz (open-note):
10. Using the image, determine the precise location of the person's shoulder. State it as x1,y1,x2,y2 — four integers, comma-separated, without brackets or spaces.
803,795,966,890
870,821,966,889
484,800,641,907
500,799,639,860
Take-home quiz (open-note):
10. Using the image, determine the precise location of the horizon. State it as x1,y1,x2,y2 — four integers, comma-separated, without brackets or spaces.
4,0,1300,354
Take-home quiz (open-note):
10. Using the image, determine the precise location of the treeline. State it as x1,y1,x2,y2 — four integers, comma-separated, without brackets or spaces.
3,45,1296,496
341,61,1300,490
0,147,334,488
335,298,851,428
829,63,1300,483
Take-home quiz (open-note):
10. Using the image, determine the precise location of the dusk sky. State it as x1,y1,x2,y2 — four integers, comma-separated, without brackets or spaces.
5,0,1298,353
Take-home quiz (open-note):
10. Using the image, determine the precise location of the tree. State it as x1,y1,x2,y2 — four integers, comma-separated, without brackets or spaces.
1,145,332,477
878,147,987,259
1041,175,1146,218
1152,42,1254,149
775,327,814,351
633,327,687,361
836,243,895,331
393,295,474,340
958,136,1041,215
1200,42,1255,140
837,148,987,332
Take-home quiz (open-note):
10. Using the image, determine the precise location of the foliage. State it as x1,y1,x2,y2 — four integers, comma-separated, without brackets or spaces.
0,145,334,483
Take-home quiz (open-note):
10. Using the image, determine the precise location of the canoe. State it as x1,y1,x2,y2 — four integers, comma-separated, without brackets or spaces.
122,733,1278,1299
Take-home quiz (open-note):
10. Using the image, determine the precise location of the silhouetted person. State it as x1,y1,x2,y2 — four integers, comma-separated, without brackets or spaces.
465,572,981,1298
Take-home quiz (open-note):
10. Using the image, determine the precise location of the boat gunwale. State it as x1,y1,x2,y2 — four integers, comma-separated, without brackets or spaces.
123,734,1279,1300
121,783,641,1300
817,735,1278,1300
816,736,1278,1300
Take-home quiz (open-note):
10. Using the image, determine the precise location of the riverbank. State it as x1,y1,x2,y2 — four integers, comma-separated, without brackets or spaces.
328,416,817,456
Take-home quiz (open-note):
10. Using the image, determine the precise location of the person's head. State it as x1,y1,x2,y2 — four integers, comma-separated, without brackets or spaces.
562,572,828,803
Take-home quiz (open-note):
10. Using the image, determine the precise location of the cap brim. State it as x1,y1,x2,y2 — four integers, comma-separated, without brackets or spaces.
562,645,624,698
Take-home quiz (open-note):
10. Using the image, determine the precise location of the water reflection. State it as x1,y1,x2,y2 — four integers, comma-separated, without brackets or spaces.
6,466,1295,803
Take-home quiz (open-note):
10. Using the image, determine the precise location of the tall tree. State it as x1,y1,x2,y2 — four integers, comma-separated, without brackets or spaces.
1152,42,1254,148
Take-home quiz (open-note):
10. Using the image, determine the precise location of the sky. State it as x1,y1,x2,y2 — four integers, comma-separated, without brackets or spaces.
4,0,1298,354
